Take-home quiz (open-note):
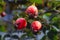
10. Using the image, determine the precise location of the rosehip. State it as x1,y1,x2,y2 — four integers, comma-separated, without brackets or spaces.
31,21,42,32
0,12,6,17
15,18,27,30
25,5,38,18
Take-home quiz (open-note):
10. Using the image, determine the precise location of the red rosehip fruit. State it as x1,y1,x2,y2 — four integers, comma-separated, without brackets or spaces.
15,18,27,30
0,12,6,17
31,21,42,32
25,5,38,18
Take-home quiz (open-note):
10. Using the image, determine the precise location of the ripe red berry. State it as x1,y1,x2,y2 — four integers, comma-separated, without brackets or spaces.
31,21,42,32
25,5,38,18
15,18,27,30
0,12,6,17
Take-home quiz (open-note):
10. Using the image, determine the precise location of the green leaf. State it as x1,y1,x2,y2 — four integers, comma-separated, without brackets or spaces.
47,28,58,40
41,35,50,40
0,25,6,32
0,5,3,13
51,14,60,28
21,34,27,39
53,35,59,40
24,28,34,37
0,1,6,13
43,15,49,21
29,0,42,4
52,0,60,7
52,15,60,22
45,13,52,17
43,13,52,21
0,0,2,2
41,35,46,40
0,0,6,5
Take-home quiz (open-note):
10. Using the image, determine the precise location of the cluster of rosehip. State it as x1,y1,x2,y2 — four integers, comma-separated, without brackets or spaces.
0,4,42,33
15,4,42,33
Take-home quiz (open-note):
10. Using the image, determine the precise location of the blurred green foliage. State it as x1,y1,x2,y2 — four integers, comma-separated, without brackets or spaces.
0,0,60,40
